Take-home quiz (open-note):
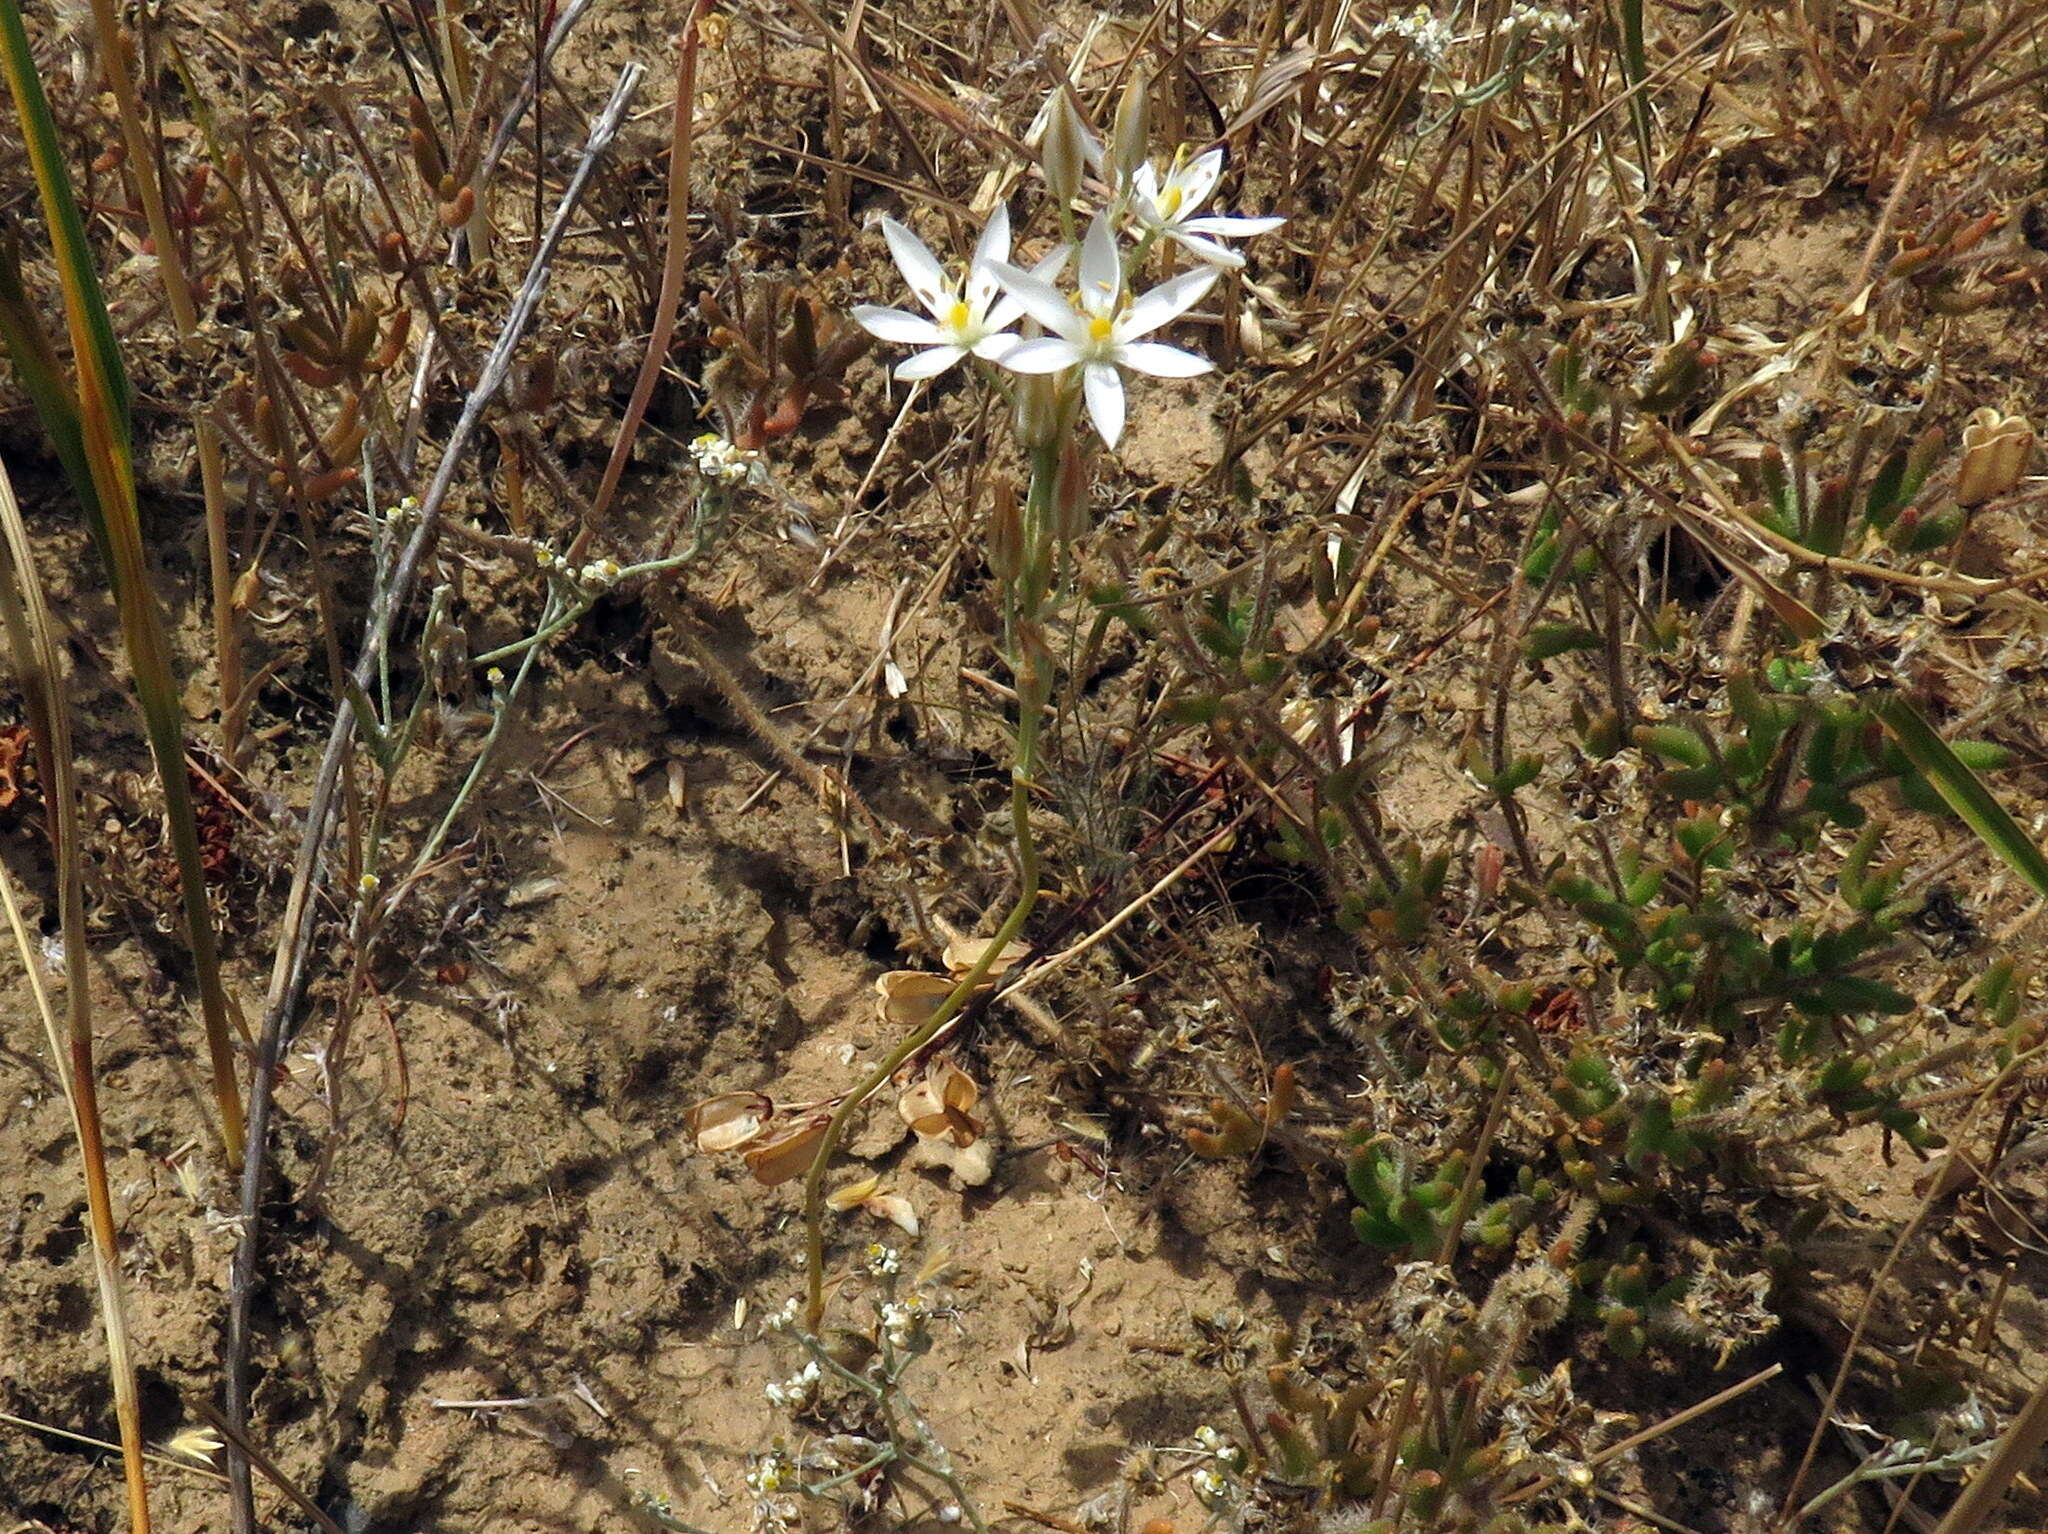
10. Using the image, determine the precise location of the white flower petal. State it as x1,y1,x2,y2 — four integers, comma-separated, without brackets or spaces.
880,218,951,312
967,206,1013,311
1120,266,1218,338
1119,340,1214,377
894,346,967,380
1083,362,1126,447
970,333,1023,363
1169,231,1246,268
974,204,1013,268
1130,162,1162,205
1029,243,1072,280
854,305,947,345
1176,148,1227,216
989,262,1086,339
985,245,1067,328
998,336,1082,374
1182,214,1286,236
1078,215,1122,313
1171,231,1245,268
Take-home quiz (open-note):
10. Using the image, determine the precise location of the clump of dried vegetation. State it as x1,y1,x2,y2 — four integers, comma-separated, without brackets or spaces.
4,0,2048,1529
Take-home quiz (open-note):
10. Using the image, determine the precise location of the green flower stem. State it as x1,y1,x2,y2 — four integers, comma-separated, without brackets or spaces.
802,442,1059,1330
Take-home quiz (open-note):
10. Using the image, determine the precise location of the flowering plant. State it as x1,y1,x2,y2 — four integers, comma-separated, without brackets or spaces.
798,76,1280,1327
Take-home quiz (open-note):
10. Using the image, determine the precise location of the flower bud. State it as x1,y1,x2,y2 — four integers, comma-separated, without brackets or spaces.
1050,439,1090,543
1013,371,1060,447
1955,407,2034,506
1111,73,1150,189
1041,91,1089,209
987,479,1023,581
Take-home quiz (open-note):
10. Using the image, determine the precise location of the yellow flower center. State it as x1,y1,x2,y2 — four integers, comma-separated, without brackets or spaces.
945,298,972,331
1088,313,1116,344
1161,185,1184,219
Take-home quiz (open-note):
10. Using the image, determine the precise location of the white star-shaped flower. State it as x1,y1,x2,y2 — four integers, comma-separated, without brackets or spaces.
1128,147,1284,268
990,214,1218,448
851,206,1064,380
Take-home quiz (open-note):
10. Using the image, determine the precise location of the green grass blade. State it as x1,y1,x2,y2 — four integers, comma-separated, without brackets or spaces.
0,0,246,1163
1615,0,1655,181
0,2,130,431
0,237,115,571
1874,693,2048,899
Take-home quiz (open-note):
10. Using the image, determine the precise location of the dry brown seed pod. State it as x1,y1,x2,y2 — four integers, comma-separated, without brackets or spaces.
686,1090,773,1153
876,970,957,1030
898,1062,984,1148
1955,408,2035,506
438,185,477,228
368,307,411,372
300,465,359,502
940,936,1029,980
744,1116,830,1185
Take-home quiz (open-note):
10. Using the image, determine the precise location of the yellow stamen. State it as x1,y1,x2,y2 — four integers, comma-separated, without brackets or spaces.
1161,185,1184,219
945,298,971,331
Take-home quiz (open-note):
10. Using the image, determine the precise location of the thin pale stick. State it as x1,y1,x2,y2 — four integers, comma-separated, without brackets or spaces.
223,65,645,1534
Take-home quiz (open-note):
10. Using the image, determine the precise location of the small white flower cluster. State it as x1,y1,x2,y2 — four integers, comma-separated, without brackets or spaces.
1193,1424,1246,1471
746,1443,801,1534
865,1242,902,1276
762,1296,803,1333
878,1296,925,1348
763,1360,822,1410
385,495,421,522
1188,1425,1246,1507
577,557,623,588
745,1449,793,1495
690,431,758,484
853,80,1282,448
1373,4,1456,64
1498,1,1579,39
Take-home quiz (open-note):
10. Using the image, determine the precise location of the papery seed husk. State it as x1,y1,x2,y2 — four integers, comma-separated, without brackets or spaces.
900,1062,984,1146
867,1192,921,1236
743,1117,829,1185
827,1173,886,1210
1956,408,2035,506
687,1091,773,1153
877,970,958,1028
940,936,1030,979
